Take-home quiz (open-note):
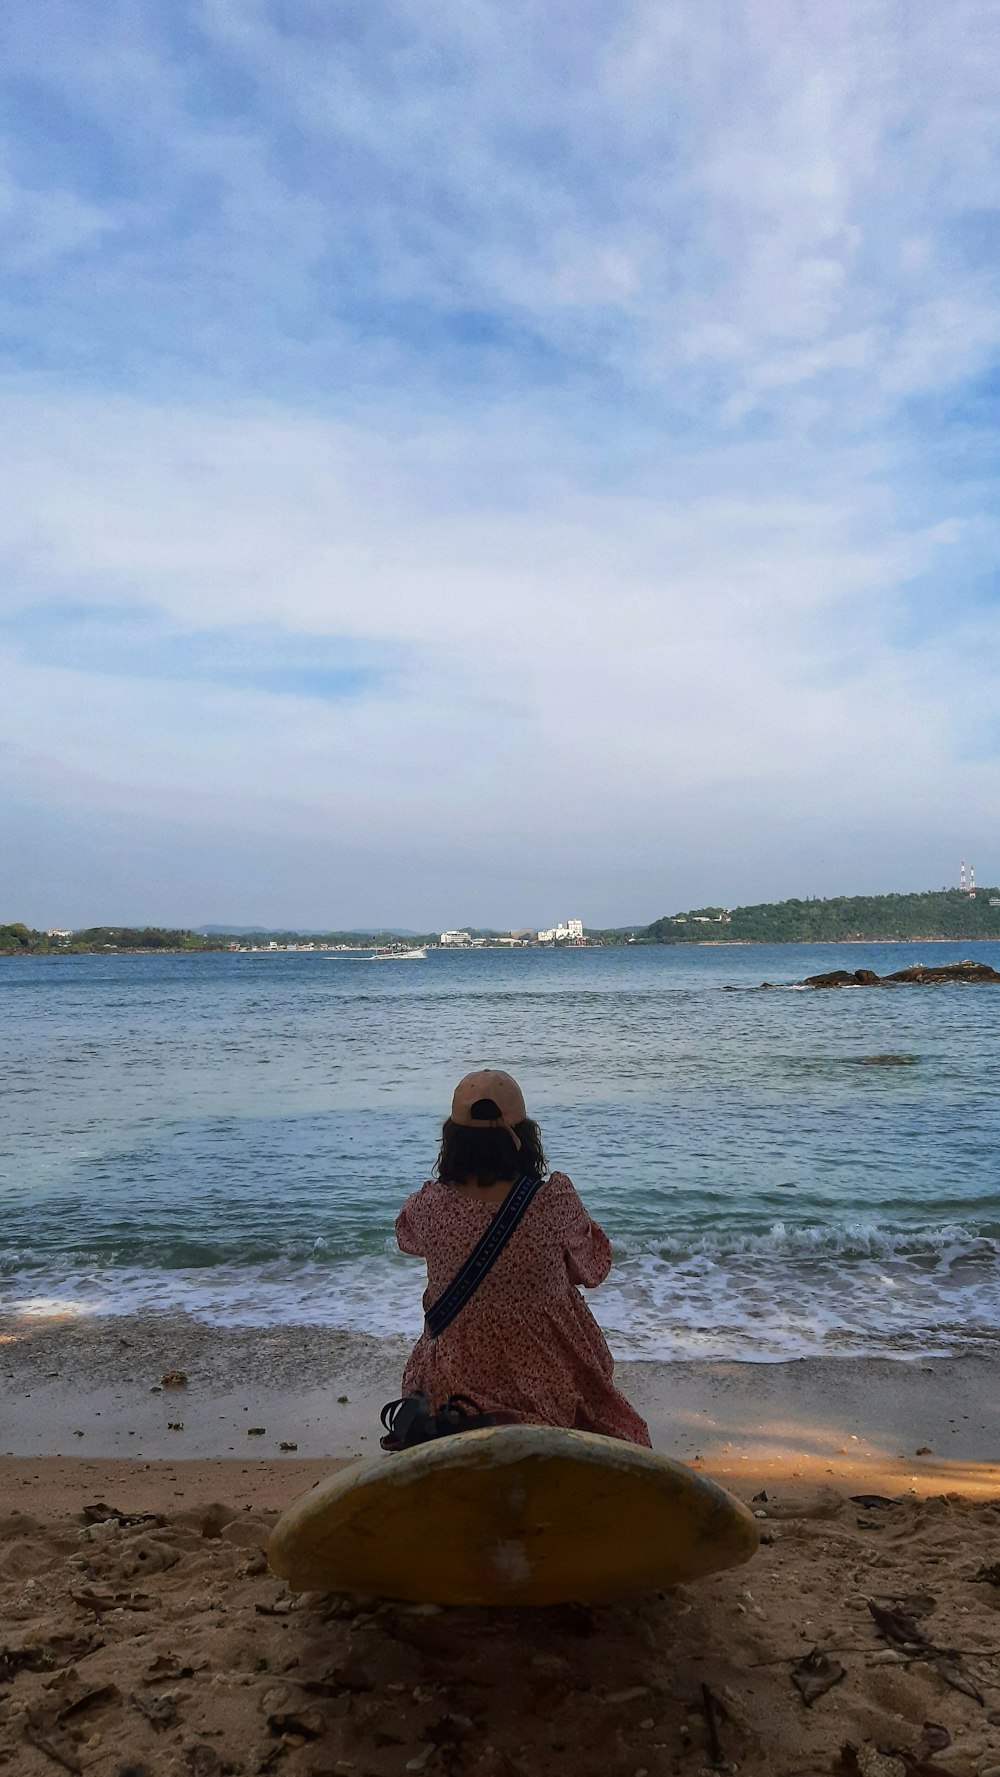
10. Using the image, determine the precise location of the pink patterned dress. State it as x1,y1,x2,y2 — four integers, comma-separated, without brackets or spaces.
396,1171,651,1446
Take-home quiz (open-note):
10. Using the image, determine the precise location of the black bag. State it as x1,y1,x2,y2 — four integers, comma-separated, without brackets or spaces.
379,1391,506,1451
379,1172,544,1451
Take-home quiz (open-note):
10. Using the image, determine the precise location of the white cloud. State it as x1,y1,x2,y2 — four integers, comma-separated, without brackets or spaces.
5,1,999,411
1,386,996,920
1,1,999,920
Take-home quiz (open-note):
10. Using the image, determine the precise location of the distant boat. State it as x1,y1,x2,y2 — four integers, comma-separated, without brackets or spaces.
369,946,427,960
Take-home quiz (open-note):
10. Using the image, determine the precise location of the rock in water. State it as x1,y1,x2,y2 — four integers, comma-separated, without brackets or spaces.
851,1054,918,1066
798,958,1000,988
799,969,873,988
882,958,1000,984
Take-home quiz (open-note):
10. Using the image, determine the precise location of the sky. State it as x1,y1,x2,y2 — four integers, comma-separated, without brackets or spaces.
2,0,999,931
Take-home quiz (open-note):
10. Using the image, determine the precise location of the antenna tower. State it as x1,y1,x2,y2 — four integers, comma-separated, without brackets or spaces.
970,864,976,899
960,859,966,893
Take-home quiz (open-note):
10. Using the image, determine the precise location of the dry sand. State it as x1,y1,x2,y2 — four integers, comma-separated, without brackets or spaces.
2,1315,999,1776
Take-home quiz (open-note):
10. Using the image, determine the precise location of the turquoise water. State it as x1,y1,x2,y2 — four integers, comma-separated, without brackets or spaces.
2,942,999,1358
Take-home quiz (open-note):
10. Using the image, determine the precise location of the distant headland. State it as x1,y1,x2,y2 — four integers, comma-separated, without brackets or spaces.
3,887,999,956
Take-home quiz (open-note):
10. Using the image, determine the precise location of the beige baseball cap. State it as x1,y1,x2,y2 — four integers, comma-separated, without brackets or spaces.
450,1069,527,1148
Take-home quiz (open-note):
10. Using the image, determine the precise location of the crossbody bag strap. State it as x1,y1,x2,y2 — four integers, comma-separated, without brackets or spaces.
425,1173,544,1341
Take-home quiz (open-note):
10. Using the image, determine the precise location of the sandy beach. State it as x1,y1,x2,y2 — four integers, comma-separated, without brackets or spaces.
2,1315,999,1776
4,1313,999,1486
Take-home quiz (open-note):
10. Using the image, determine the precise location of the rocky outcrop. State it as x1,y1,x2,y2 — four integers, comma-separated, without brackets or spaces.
883,959,1000,984
795,959,1000,989
795,968,882,988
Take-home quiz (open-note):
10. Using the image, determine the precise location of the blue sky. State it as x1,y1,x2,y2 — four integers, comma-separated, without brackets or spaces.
2,0,999,928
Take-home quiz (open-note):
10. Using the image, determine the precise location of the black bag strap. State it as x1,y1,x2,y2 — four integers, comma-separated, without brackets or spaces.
425,1173,544,1340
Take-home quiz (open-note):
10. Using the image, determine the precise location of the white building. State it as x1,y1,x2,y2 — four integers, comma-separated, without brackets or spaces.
440,930,472,946
538,918,585,943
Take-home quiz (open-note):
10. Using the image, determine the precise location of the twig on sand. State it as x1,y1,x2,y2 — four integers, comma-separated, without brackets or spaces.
701,1683,725,1768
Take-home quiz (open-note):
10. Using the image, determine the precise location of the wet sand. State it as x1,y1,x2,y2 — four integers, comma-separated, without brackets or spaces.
3,1313,999,1495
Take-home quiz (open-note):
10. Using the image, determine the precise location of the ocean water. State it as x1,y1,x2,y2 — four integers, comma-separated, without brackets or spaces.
2,942,999,1360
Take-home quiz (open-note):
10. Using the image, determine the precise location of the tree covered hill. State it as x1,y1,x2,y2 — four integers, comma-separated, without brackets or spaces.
0,924,438,954
645,889,1000,944
4,890,1000,954
0,924,211,954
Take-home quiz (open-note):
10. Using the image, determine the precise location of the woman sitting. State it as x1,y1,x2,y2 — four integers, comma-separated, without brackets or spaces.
395,1069,650,1446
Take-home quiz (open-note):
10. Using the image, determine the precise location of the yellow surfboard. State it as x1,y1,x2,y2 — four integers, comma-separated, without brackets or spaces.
268,1426,758,1606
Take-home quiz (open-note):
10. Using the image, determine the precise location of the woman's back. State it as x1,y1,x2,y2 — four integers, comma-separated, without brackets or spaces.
399,1171,610,1305
397,1165,650,1446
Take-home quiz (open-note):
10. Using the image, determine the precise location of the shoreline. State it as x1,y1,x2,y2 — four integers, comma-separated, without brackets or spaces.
693,935,1000,945
6,935,1000,957
4,1314,999,1775
5,1313,999,1496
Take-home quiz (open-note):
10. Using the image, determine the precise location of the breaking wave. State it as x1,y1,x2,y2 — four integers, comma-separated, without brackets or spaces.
3,1217,998,1361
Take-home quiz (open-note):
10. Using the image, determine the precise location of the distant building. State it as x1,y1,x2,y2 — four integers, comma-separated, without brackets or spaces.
46,929,72,939
440,930,472,946
538,918,585,943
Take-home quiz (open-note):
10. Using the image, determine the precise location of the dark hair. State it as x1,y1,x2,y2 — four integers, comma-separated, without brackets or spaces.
436,1099,548,1188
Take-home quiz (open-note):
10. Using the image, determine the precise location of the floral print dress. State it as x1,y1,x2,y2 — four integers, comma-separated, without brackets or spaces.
396,1171,651,1447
